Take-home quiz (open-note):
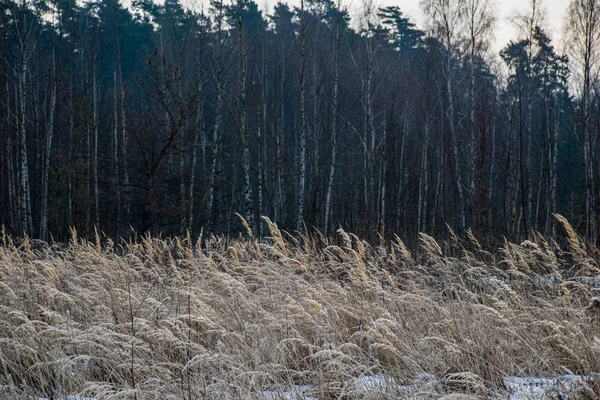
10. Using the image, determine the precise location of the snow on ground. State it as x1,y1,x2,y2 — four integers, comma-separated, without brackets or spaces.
503,375,597,399
40,397,95,400
38,374,598,399
263,385,317,400
263,374,596,399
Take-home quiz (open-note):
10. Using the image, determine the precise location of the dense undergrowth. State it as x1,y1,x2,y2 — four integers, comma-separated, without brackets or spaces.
0,215,600,399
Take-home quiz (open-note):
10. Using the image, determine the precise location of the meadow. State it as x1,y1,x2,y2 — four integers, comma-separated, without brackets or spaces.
0,215,599,399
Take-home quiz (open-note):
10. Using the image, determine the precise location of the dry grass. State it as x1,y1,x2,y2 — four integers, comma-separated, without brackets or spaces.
0,216,600,399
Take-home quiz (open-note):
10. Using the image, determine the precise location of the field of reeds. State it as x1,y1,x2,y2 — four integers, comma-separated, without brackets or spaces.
1,215,600,399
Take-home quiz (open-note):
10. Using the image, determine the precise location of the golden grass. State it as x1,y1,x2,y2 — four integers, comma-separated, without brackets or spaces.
0,216,599,399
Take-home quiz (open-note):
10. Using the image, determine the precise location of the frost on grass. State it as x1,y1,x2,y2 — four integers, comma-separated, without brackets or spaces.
1,216,600,398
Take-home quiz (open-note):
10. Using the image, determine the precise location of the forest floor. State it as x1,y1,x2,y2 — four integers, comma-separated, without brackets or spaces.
2,216,600,399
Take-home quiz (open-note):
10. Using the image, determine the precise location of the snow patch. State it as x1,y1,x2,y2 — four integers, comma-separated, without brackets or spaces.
503,375,595,399
263,385,316,400
37,374,598,399
40,397,95,400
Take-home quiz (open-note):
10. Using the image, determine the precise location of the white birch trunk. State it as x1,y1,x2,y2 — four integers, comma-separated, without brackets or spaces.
380,117,387,234
257,40,266,237
18,21,32,234
325,7,341,236
432,140,444,234
180,122,186,235
487,106,496,232
418,119,429,233
207,4,223,234
179,74,186,235
113,68,121,232
396,111,408,232
275,45,285,225
526,84,534,230
5,79,15,229
297,0,307,241
469,47,476,223
188,97,202,233
238,6,254,232
189,46,204,232
68,82,74,228
446,57,466,230
548,93,560,236
117,35,129,220
93,62,99,229
41,47,57,240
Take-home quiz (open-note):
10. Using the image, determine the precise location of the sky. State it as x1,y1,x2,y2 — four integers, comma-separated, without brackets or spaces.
373,0,569,53
166,0,570,54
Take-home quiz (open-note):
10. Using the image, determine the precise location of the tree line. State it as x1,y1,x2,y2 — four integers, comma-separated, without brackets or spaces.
1,0,599,245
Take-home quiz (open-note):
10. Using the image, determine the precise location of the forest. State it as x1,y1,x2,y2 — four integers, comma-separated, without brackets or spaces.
0,0,596,245
5,2,600,398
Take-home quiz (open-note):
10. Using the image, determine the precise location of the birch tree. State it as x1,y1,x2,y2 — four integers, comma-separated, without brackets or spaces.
567,0,600,242
324,0,344,236
297,0,307,241
463,0,495,228
15,0,34,234
40,2,57,240
421,0,467,229
234,0,254,233
188,18,206,234
207,0,225,235
512,0,544,235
